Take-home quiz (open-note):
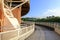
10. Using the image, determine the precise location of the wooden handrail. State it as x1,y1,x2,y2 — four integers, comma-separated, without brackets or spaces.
7,1,22,2
4,4,10,9
4,0,29,11
11,0,28,10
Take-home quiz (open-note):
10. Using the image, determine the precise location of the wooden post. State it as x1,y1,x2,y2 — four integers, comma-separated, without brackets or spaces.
0,0,5,32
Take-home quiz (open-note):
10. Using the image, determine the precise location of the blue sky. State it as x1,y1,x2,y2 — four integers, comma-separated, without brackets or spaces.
23,0,60,18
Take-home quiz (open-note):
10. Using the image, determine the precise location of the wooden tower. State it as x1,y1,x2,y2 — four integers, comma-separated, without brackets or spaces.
0,0,30,32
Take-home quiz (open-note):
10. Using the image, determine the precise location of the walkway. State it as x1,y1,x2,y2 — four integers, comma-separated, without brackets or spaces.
26,25,60,40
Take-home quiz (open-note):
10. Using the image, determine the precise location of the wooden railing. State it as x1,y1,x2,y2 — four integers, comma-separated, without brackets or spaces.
0,22,35,40
4,0,29,10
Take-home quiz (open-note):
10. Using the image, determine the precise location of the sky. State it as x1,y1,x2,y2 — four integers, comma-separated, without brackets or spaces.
23,0,60,18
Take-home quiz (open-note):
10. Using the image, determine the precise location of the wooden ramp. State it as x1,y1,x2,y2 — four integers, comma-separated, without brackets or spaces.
26,25,60,40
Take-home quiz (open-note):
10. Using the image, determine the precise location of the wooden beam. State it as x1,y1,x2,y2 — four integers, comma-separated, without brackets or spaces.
11,0,28,10
7,1,22,2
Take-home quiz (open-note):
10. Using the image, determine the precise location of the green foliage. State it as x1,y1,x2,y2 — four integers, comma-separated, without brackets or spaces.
22,16,60,23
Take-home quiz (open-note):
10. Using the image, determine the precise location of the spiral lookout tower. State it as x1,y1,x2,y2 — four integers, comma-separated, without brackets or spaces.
0,0,35,40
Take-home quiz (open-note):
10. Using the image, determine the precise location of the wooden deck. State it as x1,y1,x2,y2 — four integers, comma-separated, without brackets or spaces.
26,25,60,40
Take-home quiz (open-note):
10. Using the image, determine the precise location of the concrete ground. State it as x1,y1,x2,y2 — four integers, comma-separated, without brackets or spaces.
26,25,60,40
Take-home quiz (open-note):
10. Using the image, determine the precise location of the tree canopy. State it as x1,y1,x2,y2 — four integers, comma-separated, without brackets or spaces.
22,16,60,23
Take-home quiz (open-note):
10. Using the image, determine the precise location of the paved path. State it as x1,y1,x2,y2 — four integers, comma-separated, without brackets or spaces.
26,25,60,40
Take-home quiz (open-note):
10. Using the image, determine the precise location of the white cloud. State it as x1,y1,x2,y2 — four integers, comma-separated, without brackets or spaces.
42,9,60,17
